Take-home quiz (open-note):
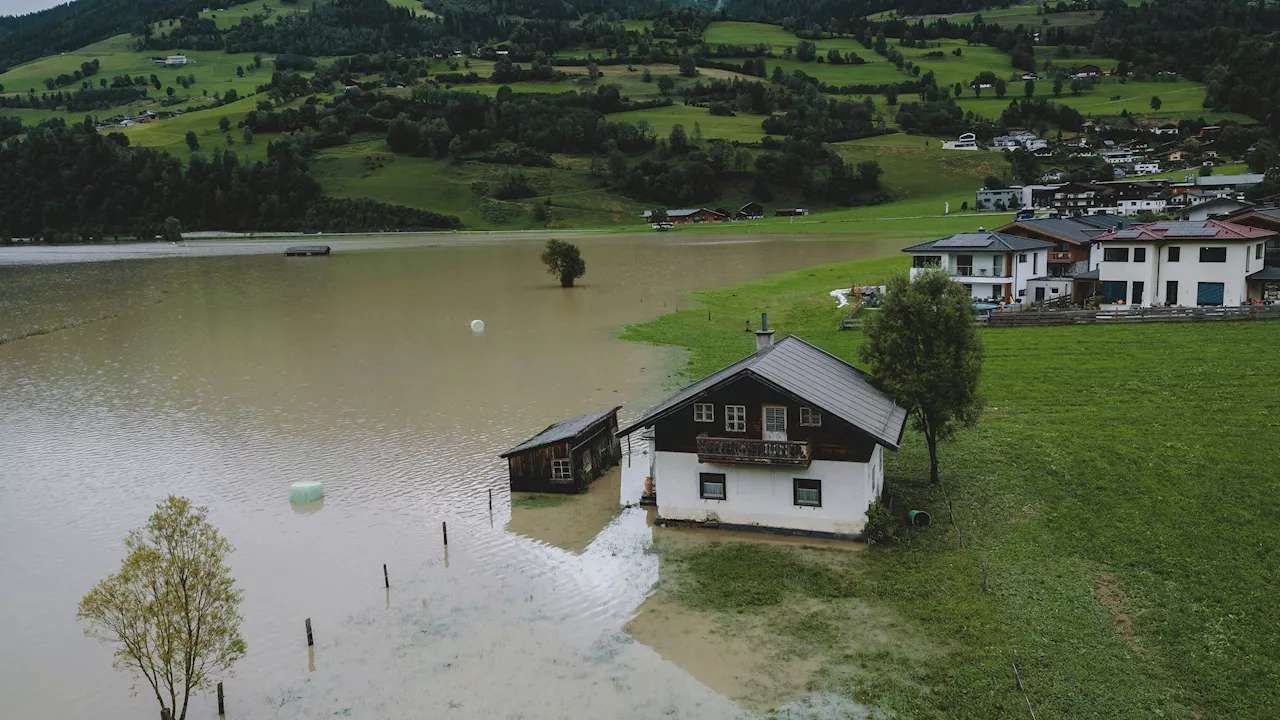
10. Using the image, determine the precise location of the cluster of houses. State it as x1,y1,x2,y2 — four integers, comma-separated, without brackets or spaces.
974,174,1266,217
905,205,1280,307
152,55,192,66
93,109,182,131
641,204,808,227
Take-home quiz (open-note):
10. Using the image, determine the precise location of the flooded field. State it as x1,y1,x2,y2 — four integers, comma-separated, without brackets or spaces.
0,234,902,718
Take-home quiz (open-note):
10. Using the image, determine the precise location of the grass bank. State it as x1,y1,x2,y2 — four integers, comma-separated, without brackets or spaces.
622,254,1280,718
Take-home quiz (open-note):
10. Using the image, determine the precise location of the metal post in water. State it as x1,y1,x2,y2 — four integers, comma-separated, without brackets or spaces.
305,618,313,647
442,521,448,546
383,563,389,589
488,488,493,511
217,682,225,716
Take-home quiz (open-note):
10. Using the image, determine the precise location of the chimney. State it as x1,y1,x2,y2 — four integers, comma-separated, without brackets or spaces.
755,312,775,352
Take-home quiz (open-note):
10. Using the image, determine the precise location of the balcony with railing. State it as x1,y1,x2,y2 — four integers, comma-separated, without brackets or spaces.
696,434,812,467
951,267,1010,280
1049,251,1075,262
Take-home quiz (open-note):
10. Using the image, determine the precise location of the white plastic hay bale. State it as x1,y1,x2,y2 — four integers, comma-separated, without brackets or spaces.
290,481,324,504
470,319,485,332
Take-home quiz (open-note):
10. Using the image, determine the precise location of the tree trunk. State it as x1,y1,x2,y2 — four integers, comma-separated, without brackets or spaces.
560,275,574,288
926,426,940,485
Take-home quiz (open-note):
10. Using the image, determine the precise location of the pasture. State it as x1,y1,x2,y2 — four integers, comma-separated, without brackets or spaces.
606,104,775,143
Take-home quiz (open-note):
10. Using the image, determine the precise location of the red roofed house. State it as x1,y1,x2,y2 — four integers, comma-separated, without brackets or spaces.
1087,220,1277,307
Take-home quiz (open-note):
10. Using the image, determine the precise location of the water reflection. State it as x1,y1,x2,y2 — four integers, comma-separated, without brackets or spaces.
0,235,903,718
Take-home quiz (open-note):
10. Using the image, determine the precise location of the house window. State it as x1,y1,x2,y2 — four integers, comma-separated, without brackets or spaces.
1166,280,1179,306
993,255,1003,275
1101,280,1128,303
1168,246,1181,262
1033,252,1039,274
1199,247,1227,263
693,403,714,423
1134,247,1147,262
1103,247,1130,262
725,405,746,432
793,478,822,507
699,472,726,500
1258,243,1264,260
551,458,572,480
956,254,974,275
799,407,822,426
1132,281,1145,305
912,255,941,268
1018,253,1027,263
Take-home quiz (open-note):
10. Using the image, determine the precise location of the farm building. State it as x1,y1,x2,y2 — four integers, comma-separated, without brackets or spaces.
737,202,764,219
617,323,907,539
641,208,727,224
501,407,622,493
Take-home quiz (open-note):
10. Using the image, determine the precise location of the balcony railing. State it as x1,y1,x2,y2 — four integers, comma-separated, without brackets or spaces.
696,435,811,467
952,268,1009,279
1049,251,1074,262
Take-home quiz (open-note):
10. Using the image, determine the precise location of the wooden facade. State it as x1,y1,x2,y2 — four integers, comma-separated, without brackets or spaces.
502,408,622,494
652,374,877,465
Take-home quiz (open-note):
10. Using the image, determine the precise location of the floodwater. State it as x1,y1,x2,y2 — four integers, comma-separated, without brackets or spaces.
0,234,901,719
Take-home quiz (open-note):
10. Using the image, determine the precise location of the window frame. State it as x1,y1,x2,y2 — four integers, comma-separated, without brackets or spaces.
693,403,714,423
798,407,822,427
912,255,941,269
1199,246,1227,263
793,478,822,507
1103,247,1130,262
1257,243,1264,260
725,405,746,433
1168,246,1181,262
551,458,572,480
699,472,727,501
1133,247,1147,262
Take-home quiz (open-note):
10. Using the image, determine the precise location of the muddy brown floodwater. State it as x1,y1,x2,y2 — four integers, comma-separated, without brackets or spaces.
0,233,902,719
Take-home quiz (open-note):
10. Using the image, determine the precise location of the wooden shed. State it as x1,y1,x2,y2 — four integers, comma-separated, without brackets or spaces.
501,407,622,493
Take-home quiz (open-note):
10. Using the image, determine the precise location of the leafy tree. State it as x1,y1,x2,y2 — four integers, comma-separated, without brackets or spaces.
678,55,697,77
656,74,675,94
1052,75,1064,96
641,67,652,83
1150,95,1162,111
995,77,1007,98
586,61,599,82
162,216,183,242
242,126,254,144
218,116,230,133
668,123,689,153
1070,77,1082,95
235,65,244,78
541,238,585,287
184,131,199,151
166,86,175,97
860,270,984,485
953,82,963,98
1024,78,1035,97
78,496,246,720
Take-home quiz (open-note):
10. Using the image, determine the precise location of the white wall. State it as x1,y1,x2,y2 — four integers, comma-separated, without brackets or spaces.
1095,241,1261,306
654,450,881,536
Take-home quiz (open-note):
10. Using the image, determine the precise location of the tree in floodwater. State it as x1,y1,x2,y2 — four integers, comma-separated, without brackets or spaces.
162,216,183,243
78,496,246,720
859,269,984,484
541,238,586,287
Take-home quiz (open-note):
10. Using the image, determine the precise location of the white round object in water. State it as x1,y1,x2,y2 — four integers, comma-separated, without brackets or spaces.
290,481,324,504
470,319,485,332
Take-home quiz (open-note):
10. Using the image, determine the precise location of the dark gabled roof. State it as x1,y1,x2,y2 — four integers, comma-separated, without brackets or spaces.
501,407,620,457
902,232,1055,253
1073,214,1140,231
616,336,908,450
997,217,1108,244
1247,267,1280,281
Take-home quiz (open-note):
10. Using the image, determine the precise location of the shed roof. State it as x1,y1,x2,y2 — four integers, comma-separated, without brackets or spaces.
501,407,620,457
1247,267,1280,281
903,232,1055,253
996,217,1112,244
616,336,907,450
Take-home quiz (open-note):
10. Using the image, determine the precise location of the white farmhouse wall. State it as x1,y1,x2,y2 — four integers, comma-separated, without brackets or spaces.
1098,242,1159,305
1158,242,1254,306
655,450,880,536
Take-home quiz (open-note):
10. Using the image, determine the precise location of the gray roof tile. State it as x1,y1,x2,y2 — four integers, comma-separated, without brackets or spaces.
502,407,620,457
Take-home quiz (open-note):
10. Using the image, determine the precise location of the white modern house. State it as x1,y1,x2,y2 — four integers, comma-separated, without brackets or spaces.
943,132,980,151
903,231,1055,302
616,327,907,539
1133,162,1160,175
1088,220,1276,307
992,131,1047,152
976,186,1022,211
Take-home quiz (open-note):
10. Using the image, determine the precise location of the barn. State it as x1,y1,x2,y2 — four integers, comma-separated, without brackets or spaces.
501,407,622,493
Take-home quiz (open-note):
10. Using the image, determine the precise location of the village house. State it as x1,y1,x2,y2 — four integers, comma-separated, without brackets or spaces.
736,202,764,220
1226,205,1280,268
501,407,621,493
903,230,1055,302
942,132,980,151
1133,162,1161,175
996,215,1139,302
616,328,907,539
641,208,727,224
1087,220,1276,307
1072,64,1102,78
1152,124,1180,136
991,130,1048,152
775,208,810,217
1178,197,1253,222
975,186,1021,211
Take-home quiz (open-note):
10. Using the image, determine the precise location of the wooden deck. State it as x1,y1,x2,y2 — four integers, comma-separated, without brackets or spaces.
695,435,812,467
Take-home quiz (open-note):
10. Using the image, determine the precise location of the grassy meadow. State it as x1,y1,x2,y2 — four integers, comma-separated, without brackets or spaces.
607,103,777,143
198,1,315,30
622,253,1280,719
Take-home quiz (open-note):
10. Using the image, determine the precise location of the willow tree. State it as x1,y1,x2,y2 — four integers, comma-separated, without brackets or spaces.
79,496,245,720
860,269,984,484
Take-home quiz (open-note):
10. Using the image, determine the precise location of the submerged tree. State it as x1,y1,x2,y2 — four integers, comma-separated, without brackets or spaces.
541,238,586,287
78,496,246,720
860,270,984,484
161,216,183,242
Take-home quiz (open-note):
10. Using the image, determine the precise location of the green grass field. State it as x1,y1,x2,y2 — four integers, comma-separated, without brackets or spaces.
608,104,776,143
0,34,274,121
199,1,314,30
622,254,1280,719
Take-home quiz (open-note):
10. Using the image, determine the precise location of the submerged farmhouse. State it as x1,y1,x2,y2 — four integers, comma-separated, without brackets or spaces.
617,325,907,539
501,407,621,493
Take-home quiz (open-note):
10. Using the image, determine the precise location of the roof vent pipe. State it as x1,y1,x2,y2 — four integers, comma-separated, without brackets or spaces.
755,312,775,352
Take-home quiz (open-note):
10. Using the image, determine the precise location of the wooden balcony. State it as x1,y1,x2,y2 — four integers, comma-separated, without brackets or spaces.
1048,251,1075,262
696,434,812,467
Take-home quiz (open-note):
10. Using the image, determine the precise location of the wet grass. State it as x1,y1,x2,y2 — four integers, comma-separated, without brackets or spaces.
662,541,856,610
624,254,1280,718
